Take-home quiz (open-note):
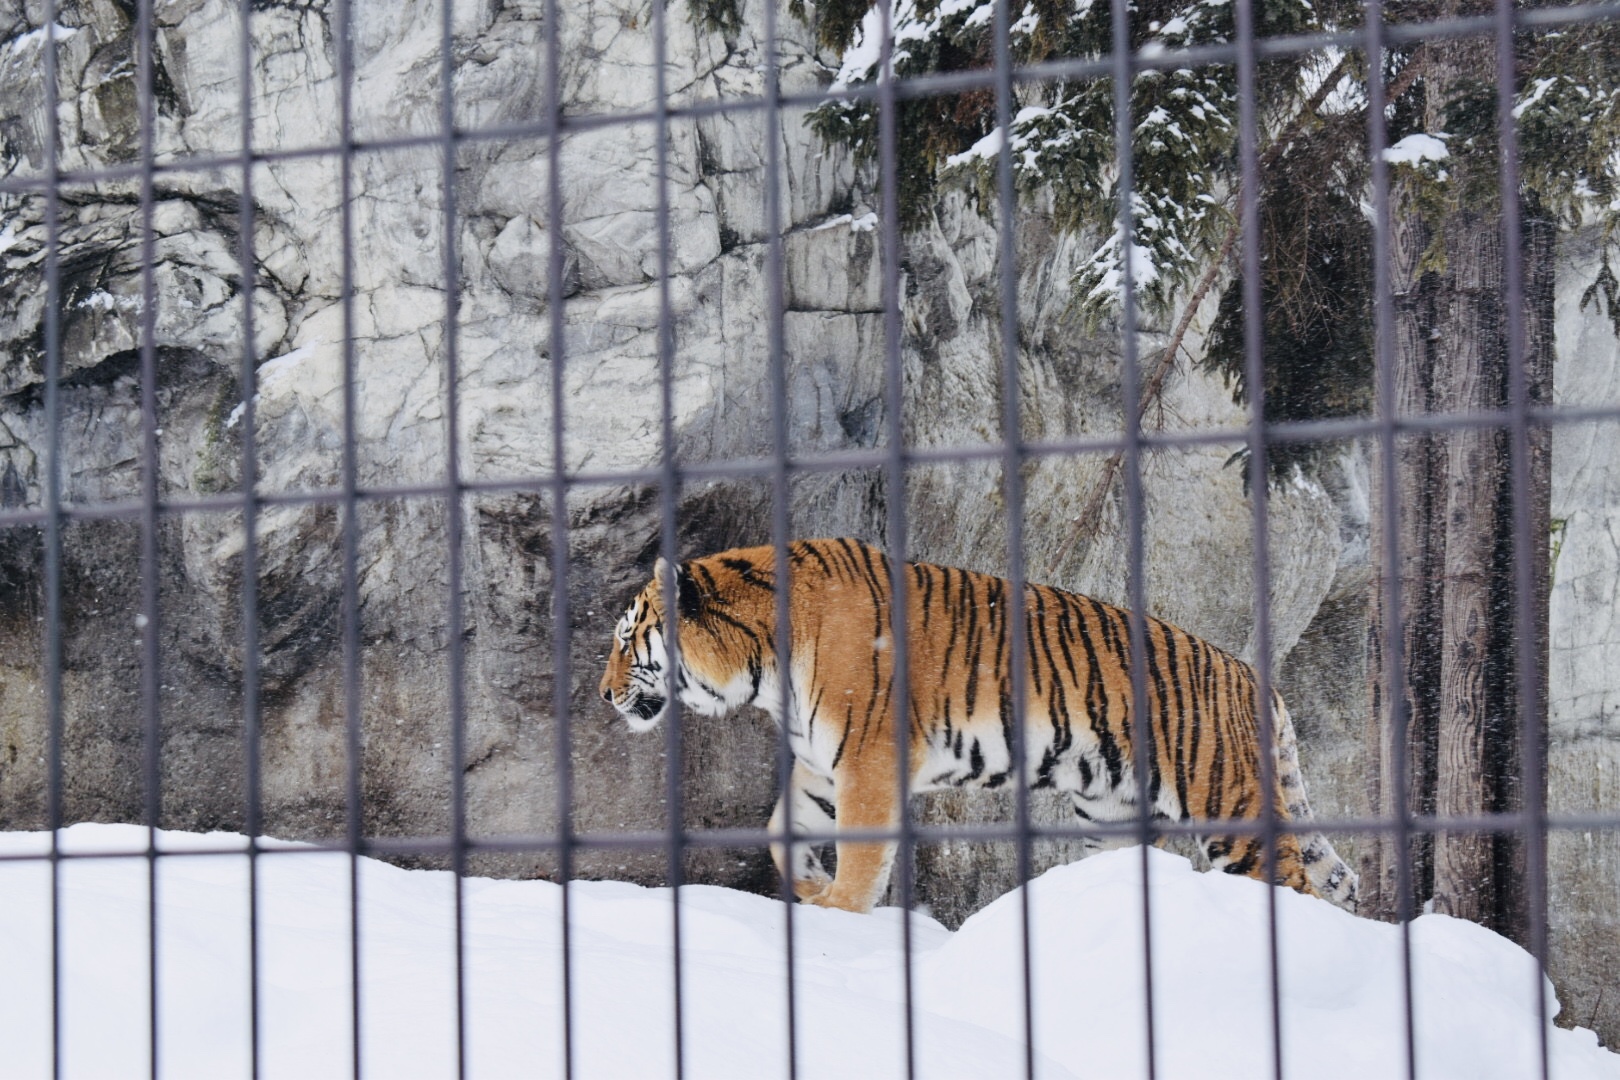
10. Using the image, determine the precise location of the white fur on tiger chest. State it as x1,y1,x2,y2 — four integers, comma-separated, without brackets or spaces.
675,654,759,718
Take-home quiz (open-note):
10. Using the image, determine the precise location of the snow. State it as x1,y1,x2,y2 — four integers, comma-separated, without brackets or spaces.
831,0,1036,88
832,0,911,88
1515,76,1562,120
1382,133,1451,165
8,23,78,53
1085,226,1162,303
3,824,1617,1080
962,3,995,28
255,343,318,388
77,289,144,314
809,212,879,233
225,344,321,429
945,127,1003,168
945,108,1058,170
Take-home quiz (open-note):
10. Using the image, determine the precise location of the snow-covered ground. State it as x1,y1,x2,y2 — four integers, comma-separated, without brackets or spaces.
2,823,1615,1080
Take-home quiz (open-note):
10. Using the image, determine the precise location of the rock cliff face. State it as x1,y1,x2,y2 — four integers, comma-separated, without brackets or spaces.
0,0,1615,1044
1547,227,1620,1043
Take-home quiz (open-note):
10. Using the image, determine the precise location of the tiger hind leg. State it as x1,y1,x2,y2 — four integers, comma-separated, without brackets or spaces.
769,761,836,901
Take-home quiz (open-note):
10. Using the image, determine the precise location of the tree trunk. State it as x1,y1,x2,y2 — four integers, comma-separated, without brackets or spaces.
1362,38,1553,945
1430,199,1508,926
1362,172,1443,921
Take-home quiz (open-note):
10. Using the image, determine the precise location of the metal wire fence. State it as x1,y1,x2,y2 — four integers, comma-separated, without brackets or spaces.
2,0,1620,1076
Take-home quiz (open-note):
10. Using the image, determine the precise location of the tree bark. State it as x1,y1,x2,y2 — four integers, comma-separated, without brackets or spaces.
1363,169,1443,921
1431,200,1507,926
1363,35,1553,945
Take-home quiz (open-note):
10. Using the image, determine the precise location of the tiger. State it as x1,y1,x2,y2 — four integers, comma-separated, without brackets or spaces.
598,537,1359,914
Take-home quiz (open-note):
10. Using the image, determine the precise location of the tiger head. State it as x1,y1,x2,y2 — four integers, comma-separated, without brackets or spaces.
599,577,672,732
598,554,773,732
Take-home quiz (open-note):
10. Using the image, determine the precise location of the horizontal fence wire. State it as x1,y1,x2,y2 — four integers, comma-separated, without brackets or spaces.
3,809,1618,866
7,401,1620,531
6,0,1619,1078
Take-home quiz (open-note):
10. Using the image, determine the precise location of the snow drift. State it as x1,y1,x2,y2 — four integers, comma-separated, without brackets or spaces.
2,823,1615,1079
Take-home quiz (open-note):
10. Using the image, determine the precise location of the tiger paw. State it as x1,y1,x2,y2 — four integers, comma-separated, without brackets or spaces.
803,887,873,913
793,877,830,902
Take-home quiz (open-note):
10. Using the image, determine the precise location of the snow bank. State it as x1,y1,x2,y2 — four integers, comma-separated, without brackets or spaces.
2,824,1615,1080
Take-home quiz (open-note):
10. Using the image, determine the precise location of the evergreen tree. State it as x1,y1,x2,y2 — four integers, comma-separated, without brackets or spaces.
807,0,1620,941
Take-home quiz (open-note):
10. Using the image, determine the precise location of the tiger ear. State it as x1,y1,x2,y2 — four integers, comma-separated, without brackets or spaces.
653,556,704,621
651,553,703,621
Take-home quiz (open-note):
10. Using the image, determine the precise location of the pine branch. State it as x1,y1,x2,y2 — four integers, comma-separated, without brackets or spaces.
1045,49,1425,579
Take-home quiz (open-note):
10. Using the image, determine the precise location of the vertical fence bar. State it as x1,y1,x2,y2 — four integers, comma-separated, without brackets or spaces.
874,0,918,1072
333,0,366,1073
1363,4,1420,1077
14,3,1620,1078
759,0,802,1073
543,0,577,1067
650,0,687,1074
40,3,67,1078
1232,1,1285,1076
133,0,164,1074
989,0,1036,1072
437,0,471,1074
234,1,265,1075
1491,3,1552,1077
1106,1,1159,1075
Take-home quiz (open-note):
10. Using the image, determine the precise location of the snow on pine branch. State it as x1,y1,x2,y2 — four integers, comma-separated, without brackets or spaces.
1511,63,1620,220
812,0,1323,318
829,0,1044,89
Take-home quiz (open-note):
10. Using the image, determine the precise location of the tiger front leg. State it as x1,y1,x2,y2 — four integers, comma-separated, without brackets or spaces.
805,759,900,914
768,760,836,901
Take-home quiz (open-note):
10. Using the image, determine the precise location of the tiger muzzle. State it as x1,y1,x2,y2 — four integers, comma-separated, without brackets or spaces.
629,694,665,722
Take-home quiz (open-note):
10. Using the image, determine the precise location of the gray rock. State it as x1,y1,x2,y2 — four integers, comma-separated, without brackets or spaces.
1546,226,1620,1045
